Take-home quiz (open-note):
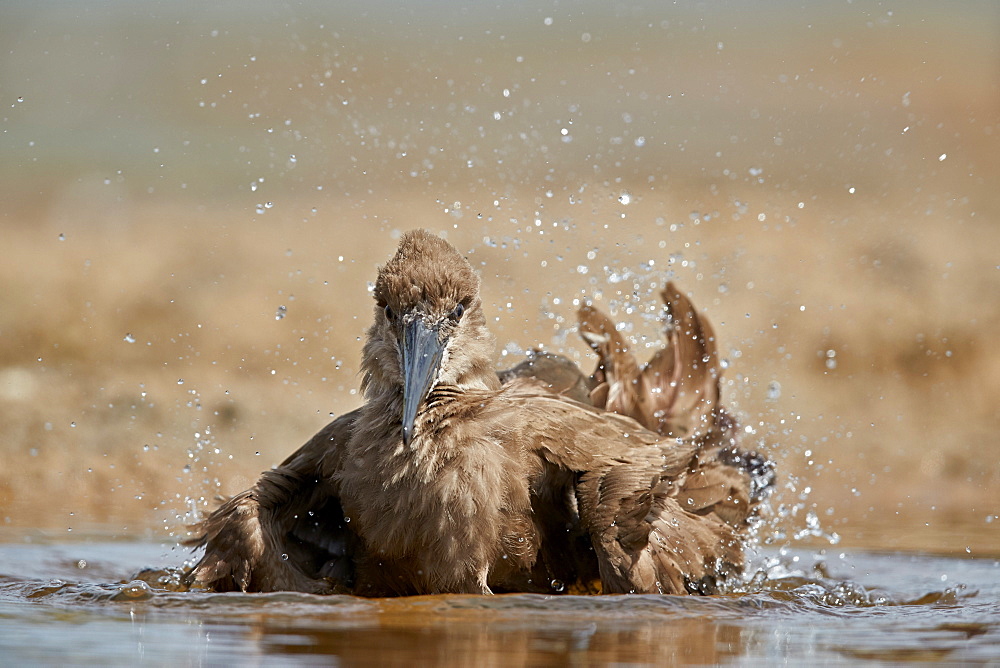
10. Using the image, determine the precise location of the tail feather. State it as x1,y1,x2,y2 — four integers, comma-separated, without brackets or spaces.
578,281,721,439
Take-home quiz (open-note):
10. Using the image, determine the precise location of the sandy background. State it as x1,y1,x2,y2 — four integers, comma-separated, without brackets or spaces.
1,2,998,554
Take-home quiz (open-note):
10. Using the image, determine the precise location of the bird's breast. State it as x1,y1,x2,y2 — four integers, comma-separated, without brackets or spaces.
341,397,534,579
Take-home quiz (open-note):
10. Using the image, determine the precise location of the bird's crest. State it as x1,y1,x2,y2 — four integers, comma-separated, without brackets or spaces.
374,230,480,314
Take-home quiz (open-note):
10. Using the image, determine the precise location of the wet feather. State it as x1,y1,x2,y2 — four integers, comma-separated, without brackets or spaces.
184,229,773,596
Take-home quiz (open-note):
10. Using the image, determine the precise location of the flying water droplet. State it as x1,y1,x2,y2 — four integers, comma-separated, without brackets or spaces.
766,381,781,401
114,580,153,601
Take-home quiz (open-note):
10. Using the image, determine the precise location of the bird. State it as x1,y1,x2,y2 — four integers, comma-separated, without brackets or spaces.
183,229,772,596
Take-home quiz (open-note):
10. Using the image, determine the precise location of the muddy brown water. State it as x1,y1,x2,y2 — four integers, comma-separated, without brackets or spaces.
2,534,997,665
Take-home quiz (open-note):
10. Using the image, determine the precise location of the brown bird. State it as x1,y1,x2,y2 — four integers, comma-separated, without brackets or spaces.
184,230,772,596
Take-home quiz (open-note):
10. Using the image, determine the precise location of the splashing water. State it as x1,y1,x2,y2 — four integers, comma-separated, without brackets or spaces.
0,539,996,665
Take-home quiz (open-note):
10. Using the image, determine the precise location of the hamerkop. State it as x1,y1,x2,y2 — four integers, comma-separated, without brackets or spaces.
184,229,772,596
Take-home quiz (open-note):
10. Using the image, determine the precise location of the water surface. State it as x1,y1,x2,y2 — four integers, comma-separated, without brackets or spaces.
2,535,997,665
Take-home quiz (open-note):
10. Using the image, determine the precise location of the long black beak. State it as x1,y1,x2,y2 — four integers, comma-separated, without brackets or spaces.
401,316,445,446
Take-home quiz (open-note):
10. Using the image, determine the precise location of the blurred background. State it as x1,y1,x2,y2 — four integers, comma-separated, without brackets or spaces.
1,1,997,554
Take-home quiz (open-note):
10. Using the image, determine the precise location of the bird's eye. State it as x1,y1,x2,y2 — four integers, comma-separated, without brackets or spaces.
384,304,394,321
450,303,465,321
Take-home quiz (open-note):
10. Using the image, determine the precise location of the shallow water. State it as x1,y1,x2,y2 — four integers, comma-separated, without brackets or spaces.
1,535,997,666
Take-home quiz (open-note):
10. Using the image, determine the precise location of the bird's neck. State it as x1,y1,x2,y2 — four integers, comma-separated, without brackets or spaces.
357,363,501,458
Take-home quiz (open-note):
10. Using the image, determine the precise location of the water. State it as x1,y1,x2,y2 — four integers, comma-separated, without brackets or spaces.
2,535,997,665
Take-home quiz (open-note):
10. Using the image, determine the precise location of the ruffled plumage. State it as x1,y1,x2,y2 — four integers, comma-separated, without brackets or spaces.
184,230,773,596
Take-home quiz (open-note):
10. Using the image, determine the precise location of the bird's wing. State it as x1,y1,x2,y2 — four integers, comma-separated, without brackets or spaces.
503,391,745,595
679,419,776,528
183,408,362,593
497,350,594,404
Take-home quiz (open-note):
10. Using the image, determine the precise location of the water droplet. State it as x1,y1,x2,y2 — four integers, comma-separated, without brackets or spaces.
618,192,632,205
123,333,136,343
550,579,565,592
766,381,781,401
115,580,153,601
280,553,289,561
275,305,287,320
58,233,66,241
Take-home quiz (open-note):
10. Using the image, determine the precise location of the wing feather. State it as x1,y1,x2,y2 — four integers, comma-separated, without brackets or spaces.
183,408,361,593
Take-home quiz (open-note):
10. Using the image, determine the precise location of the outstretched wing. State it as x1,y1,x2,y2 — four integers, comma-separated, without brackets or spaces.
183,408,362,593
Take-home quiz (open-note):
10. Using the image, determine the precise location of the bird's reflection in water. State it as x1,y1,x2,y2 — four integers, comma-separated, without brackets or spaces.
241,600,747,666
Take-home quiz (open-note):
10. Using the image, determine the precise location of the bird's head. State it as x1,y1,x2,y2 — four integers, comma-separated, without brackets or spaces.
361,230,498,445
